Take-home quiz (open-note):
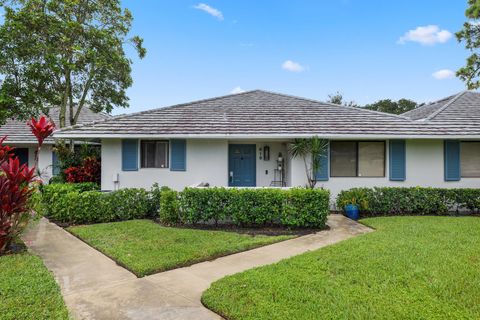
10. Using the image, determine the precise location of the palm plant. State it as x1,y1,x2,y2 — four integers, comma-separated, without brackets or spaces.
289,136,328,188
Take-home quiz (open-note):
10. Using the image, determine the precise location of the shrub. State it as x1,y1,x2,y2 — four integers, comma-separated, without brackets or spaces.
227,188,286,226
42,184,155,224
336,187,480,216
282,188,330,228
64,157,101,184
107,188,151,221
159,188,179,224
1,115,54,253
162,187,330,228
42,182,99,216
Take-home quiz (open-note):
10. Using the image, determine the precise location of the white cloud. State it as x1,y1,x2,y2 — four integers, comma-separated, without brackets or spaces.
194,3,224,20
398,25,452,45
230,86,246,94
281,60,305,72
432,69,455,80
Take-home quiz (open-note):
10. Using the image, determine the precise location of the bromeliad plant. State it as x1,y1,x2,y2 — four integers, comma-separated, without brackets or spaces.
0,116,54,254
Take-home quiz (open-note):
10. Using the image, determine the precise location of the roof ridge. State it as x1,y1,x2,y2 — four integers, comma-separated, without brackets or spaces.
58,90,262,132
256,89,412,120
401,95,454,116
425,91,468,121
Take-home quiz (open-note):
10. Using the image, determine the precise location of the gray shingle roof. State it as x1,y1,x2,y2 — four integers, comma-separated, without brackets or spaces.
400,91,480,136
401,93,458,120
55,90,480,139
0,106,111,144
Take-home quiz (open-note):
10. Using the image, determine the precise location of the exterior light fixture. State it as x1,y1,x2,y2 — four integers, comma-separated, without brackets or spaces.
263,146,270,161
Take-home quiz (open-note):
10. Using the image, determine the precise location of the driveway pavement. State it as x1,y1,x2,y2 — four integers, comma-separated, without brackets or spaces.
23,215,372,320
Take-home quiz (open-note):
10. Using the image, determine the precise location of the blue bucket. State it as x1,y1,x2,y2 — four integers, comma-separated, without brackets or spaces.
344,204,359,220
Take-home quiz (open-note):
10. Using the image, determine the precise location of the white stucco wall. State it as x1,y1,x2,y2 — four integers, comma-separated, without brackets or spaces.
9,143,53,182
101,139,229,190
100,138,480,205
101,139,289,191
289,139,480,206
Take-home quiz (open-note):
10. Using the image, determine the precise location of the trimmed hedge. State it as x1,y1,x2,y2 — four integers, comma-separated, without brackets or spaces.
42,183,157,224
336,187,480,216
159,187,330,228
41,183,330,228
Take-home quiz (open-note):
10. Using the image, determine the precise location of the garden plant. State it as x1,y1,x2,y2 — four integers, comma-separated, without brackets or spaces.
0,116,54,254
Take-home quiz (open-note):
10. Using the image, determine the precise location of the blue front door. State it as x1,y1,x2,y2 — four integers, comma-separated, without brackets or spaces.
229,144,256,187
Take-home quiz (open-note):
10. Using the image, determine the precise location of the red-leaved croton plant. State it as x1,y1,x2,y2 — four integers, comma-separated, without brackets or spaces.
0,116,54,254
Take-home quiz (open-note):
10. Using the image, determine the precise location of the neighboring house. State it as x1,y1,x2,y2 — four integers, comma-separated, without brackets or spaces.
54,90,480,200
0,107,110,181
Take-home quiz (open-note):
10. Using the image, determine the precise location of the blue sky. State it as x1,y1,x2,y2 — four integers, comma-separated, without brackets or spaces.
120,0,470,114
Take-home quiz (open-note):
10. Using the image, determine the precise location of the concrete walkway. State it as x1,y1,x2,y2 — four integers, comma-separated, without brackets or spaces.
23,215,372,320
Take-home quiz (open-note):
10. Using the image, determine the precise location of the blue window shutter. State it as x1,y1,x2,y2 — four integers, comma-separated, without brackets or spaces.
170,139,186,171
444,140,460,181
122,139,138,171
315,142,329,181
52,151,60,176
389,140,406,181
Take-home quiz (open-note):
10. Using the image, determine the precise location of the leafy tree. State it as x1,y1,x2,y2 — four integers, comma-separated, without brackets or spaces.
457,0,480,89
364,98,416,114
326,91,358,107
0,0,146,126
288,136,328,189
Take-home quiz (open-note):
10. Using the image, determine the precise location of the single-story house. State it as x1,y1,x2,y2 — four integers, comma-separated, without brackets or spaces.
0,107,110,181
54,90,480,200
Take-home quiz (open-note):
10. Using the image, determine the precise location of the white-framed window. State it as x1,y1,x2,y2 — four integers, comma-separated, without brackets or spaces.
330,141,385,177
461,141,480,177
141,140,169,168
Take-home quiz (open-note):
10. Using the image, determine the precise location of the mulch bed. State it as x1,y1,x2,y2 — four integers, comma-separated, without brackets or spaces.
50,218,327,236
1,241,27,256
154,219,327,236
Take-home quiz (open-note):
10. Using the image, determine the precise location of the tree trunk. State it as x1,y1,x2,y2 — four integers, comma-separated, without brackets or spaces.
59,70,71,128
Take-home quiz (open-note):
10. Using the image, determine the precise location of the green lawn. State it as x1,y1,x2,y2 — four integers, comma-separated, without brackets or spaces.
68,219,293,277
202,216,480,320
0,252,69,320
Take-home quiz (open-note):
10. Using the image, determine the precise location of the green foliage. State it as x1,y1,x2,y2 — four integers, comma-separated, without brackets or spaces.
202,217,480,319
283,188,330,228
149,183,170,217
336,187,480,216
161,187,330,228
54,142,100,181
27,190,46,218
42,182,99,216
326,91,358,107
364,98,417,114
41,184,329,228
336,188,369,211
105,188,151,221
41,183,154,224
68,220,293,276
227,188,285,226
457,0,480,89
0,0,146,126
158,188,179,224
0,252,69,319
288,136,329,188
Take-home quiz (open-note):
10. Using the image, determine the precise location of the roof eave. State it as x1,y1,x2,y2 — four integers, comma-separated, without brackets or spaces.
52,132,480,140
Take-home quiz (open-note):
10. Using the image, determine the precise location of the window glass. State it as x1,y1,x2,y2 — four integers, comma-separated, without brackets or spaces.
358,142,385,177
12,148,29,166
141,141,169,168
461,142,480,177
330,141,357,177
